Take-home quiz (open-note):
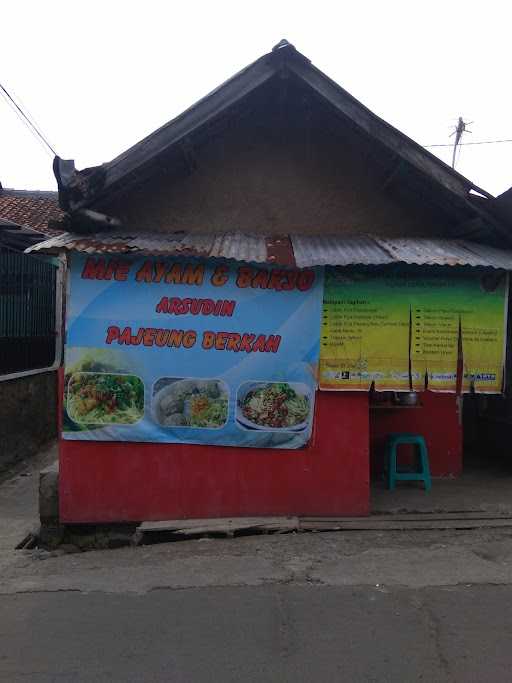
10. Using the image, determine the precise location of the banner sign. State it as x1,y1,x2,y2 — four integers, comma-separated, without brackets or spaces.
459,271,509,393
409,274,461,392
320,268,410,391
64,255,323,448
411,270,508,393
320,267,508,394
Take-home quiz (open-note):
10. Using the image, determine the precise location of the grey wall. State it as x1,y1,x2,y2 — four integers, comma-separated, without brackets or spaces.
0,371,57,473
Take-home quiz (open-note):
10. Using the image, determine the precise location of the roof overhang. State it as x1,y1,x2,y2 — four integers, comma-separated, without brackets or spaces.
0,217,49,251
27,231,512,270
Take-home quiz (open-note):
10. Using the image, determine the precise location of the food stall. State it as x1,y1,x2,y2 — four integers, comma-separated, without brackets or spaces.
53,243,509,523
29,42,512,524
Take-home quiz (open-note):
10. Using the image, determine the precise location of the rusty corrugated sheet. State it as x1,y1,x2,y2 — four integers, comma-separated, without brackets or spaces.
454,241,512,270
292,235,512,270
27,231,512,270
431,240,512,270
265,235,296,266
373,237,512,269
27,231,271,263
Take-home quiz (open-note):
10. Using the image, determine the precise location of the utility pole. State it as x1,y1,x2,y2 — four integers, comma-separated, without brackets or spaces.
450,116,472,169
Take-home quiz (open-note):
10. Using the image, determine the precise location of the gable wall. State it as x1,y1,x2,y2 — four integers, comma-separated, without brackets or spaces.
104,106,457,237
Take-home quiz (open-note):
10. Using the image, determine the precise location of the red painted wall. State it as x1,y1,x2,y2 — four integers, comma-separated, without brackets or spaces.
370,392,462,478
59,391,370,523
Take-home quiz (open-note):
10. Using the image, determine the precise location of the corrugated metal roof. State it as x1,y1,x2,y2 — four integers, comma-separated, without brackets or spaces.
27,231,512,271
292,235,512,269
27,231,271,263
453,241,512,270
372,237,512,269
291,235,395,267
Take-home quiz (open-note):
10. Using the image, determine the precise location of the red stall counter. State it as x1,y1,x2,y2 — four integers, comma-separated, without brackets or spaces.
59,391,370,523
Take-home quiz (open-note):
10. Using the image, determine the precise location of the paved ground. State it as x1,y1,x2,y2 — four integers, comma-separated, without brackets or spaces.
372,452,512,514
3,584,512,682
4,445,512,681
0,442,56,575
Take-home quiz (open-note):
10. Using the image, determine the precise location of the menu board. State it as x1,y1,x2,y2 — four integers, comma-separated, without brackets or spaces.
410,270,507,393
409,276,461,392
320,267,508,394
460,271,508,393
63,254,323,448
320,268,410,391
411,305,459,391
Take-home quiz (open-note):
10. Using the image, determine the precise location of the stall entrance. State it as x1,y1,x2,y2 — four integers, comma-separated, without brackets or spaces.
369,391,512,516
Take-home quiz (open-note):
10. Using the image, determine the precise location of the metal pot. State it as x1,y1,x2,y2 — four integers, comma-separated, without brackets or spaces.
394,392,418,406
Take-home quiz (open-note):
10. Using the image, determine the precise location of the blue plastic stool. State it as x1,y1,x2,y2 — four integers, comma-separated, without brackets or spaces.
385,433,431,491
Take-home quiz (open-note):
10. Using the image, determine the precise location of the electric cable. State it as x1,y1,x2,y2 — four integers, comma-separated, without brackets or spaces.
425,138,512,148
0,81,57,156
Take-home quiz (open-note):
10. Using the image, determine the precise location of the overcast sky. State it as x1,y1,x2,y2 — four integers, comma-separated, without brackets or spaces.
2,1,511,196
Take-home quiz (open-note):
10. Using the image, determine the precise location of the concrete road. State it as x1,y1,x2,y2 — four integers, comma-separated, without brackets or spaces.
4,447,512,681
2,584,512,682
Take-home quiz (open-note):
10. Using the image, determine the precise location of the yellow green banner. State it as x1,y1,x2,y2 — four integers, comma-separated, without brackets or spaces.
320,269,410,391
319,267,508,394
460,271,508,394
409,274,461,392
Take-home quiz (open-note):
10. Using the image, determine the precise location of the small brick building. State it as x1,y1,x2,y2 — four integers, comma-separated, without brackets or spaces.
33,41,512,522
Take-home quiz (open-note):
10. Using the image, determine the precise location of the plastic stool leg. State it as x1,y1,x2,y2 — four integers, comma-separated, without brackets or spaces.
388,443,397,491
383,441,391,483
419,440,432,491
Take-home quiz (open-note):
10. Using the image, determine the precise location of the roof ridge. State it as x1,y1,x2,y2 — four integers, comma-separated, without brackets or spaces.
1,188,58,197
55,40,494,216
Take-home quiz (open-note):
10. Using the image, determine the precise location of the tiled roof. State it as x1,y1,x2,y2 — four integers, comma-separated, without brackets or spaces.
0,187,64,235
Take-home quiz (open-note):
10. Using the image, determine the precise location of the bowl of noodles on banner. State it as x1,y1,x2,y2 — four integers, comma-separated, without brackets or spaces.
236,381,312,432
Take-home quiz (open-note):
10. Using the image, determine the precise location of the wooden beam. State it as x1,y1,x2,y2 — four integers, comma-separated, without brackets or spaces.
180,138,198,174
138,516,299,535
99,58,278,201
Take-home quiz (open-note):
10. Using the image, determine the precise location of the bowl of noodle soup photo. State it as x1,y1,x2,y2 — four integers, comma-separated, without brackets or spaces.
67,372,144,426
152,378,229,429
236,381,312,432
